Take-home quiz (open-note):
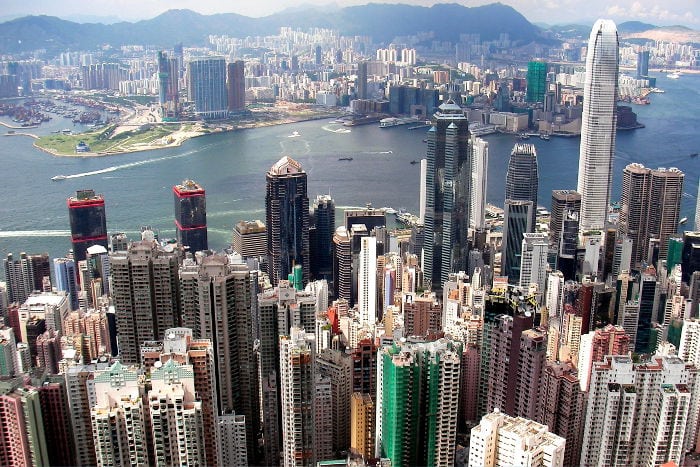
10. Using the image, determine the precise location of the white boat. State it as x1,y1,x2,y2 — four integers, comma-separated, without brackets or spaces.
667,72,680,79
287,131,301,138
381,207,397,214
51,175,67,181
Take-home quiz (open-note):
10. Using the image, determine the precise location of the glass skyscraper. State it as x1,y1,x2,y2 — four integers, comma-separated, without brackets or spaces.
577,19,619,232
186,57,227,119
526,60,547,103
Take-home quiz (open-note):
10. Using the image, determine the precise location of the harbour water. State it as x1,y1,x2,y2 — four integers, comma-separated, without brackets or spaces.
0,73,698,262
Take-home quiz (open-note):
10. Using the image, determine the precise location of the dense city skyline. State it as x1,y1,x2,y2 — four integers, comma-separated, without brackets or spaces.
1,0,699,28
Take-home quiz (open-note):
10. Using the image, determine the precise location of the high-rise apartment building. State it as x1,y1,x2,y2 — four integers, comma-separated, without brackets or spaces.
187,57,227,119
110,238,183,364
358,236,377,325
581,355,700,466
679,318,700,367
226,60,245,112
266,156,310,287
577,324,630,391
316,349,352,455
218,413,248,466
173,179,208,253
377,339,462,467
36,375,76,466
403,292,442,337
279,327,316,467
619,163,684,268
424,101,470,289
549,190,581,250
350,392,375,461
470,136,489,230
53,257,79,310
506,143,539,226
67,189,108,262
526,60,548,103
519,233,548,297
4,252,32,304
0,379,49,467
469,411,565,467
577,19,619,232
333,226,352,302
502,200,533,282
65,363,99,466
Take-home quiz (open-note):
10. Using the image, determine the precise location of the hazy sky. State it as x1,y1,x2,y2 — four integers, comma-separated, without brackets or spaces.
2,0,698,27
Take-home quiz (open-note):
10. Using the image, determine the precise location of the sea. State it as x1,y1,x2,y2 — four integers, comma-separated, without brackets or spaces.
1,73,699,264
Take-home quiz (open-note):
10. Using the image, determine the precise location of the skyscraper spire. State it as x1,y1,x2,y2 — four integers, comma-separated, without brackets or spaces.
577,19,619,232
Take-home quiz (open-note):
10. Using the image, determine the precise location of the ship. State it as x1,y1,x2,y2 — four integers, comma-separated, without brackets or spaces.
667,72,680,79
379,116,421,128
338,157,353,161
691,153,698,158
539,134,550,141
51,175,68,181
410,160,419,165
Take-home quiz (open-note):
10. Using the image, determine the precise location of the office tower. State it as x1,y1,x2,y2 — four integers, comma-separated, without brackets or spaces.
226,60,245,112
549,190,581,249
0,379,49,466
193,256,260,462
357,61,368,99
636,48,650,78
91,362,148,466
419,158,427,224
424,101,470,289
502,200,533,283
611,235,633,276
186,57,227,119
157,51,179,120
581,355,700,466
378,339,462,467
232,220,267,259
506,143,539,227
67,189,108,262
350,392,375,461
279,328,316,467
149,359,206,466
316,349,352,455
469,411,566,467
344,205,386,233
110,239,183,364
619,163,684,268
358,236,377,325
309,195,335,280
54,257,79,310
536,362,585,466
519,233,548,297
36,375,76,466
173,179,208,253
635,266,657,353
577,19,619,232
682,231,700,283
526,60,548,103
266,156,310,287
470,136,489,230
403,292,442,337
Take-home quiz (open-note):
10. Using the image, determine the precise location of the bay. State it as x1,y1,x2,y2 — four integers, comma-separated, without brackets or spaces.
0,73,698,263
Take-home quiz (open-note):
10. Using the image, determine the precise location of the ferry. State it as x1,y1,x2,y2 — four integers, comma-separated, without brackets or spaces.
666,72,680,79
379,116,420,128
51,175,67,181
539,134,551,141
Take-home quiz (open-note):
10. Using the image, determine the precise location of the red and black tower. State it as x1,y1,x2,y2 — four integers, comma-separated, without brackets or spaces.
67,189,108,262
173,179,208,253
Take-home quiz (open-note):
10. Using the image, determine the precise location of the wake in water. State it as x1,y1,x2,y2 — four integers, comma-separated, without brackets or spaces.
365,150,393,154
52,144,215,180
0,230,70,237
321,125,351,134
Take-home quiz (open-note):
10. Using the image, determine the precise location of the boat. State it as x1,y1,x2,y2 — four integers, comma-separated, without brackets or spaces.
381,207,397,214
680,217,688,225
539,134,550,141
691,153,698,158
518,133,530,140
667,72,680,79
287,131,301,138
410,160,419,165
51,175,67,181
338,157,353,161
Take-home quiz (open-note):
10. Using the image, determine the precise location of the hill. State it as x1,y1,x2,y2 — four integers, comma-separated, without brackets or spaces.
0,3,547,54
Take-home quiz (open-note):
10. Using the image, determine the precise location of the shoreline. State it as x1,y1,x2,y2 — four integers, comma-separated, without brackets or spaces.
30,111,343,158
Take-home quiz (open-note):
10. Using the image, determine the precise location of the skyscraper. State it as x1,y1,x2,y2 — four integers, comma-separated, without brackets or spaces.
187,57,227,119
526,60,547,103
157,50,179,120
309,195,335,281
505,143,539,227
549,190,581,249
266,156,310,287
357,61,368,99
67,189,108,262
636,48,650,78
424,101,470,289
519,233,548,298
358,236,377,326
232,220,266,259
501,200,533,283
577,19,619,232
110,238,183,364
470,136,489,230
53,258,79,311
226,60,246,112
173,179,208,253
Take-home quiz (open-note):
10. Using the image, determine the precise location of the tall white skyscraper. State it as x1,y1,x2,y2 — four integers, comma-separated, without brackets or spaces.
470,136,489,230
577,19,619,232
358,236,377,325
519,233,549,298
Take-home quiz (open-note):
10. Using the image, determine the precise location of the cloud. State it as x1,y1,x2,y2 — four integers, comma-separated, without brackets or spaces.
606,1,699,24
